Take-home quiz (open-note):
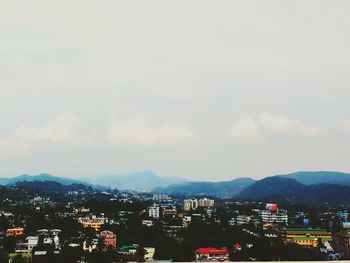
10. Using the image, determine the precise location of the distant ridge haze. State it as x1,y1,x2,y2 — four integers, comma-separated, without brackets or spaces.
1,171,350,195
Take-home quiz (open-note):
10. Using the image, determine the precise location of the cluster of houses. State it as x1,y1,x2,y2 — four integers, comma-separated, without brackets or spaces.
145,197,350,261
1,190,350,262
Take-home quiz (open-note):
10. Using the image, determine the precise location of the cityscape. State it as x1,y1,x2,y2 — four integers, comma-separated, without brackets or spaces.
0,172,349,262
2,1,350,262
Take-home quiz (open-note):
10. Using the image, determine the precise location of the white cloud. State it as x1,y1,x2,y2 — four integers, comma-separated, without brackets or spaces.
259,112,321,135
106,116,194,147
228,116,260,143
0,113,82,153
228,113,321,143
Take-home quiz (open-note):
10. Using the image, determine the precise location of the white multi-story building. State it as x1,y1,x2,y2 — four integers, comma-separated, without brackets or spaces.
337,210,349,222
149,204,160,219
260,209,288,224
236,215,251,225
198,198,214,207
183,199,199,211
142,220,154,227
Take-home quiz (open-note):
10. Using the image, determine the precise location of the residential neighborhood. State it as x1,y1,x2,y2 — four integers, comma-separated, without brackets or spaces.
0,180,349,262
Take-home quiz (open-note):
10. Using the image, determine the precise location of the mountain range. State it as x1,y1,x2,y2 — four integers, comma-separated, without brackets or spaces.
154,171,350,203
153,177,255,198
1,171,350,204
0,171,186,192
82,170,187,191
0,173,89,186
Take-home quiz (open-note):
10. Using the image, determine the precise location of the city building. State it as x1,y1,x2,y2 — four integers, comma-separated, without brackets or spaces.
281,228,332,247
79,216,107,232
144,247,155,261
15,236,39,253
195,247,229,262
149,204,160,219
118,244,139,255
153,194,172,202
74,207,90,213
198,198,215,207
260,209,288,224
160,203,177,217
6,227,24,237
183,199,199,211
235,215,251,225
83,238,98,252
142,220,154,227
337,210,349,222
333,229,350,259
100,230,117,250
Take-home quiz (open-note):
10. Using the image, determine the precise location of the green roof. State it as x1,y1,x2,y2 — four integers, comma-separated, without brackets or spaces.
118,244,139,252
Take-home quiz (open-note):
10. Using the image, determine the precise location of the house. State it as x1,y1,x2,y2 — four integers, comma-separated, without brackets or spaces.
83,238,98,252
79,216,107,232
198,198,215,207
149,204,160,219
6,227,24,237
100,230,117,250
264,230,279,238
144,247,155,261
233,243,241,251
195,247,229,262
260,209,288,224
142,220,154,227
118,244,139,255
160,203,177,217
184,199,199,211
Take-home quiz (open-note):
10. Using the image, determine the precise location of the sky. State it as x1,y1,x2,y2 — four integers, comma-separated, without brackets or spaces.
1,1,350,181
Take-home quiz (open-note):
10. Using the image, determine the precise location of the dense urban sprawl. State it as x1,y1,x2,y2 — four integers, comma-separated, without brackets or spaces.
0,182,349,262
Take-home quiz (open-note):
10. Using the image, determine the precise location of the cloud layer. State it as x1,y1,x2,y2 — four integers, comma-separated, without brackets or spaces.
106,116,194,147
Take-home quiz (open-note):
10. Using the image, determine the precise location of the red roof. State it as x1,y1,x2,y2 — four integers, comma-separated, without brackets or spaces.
233,243,241,248
195,247,229,255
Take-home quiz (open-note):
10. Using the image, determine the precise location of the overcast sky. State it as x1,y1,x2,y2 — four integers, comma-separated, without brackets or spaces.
1,1,350,181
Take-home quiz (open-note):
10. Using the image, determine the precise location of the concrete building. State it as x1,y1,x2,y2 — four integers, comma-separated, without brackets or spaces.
184,199,199,211
195,247,229,262
100,230,117,250
142,220,154,227
6,227,24,237
15,236,39,253
79,216,108,232
235,215,251,225
337,210,349,222
282,228,332,247
260,209,288,224
160,203,177,217
144,247,155,261
149,204,160,219
198,198,215,207
83,238,98,252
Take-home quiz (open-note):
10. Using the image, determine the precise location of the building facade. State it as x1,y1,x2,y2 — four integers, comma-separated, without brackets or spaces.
282,228,332,247
198,198,215,207
100,230,117,250
183,199,199,211
195,247,229,262
260,209,288,224
149,204,160,219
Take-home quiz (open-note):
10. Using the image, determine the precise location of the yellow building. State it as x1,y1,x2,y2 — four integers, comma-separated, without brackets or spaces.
81,221,103,232
282,228,332,247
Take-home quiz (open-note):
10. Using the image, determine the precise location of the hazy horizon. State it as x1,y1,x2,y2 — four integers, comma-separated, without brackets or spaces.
1,1,350,181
